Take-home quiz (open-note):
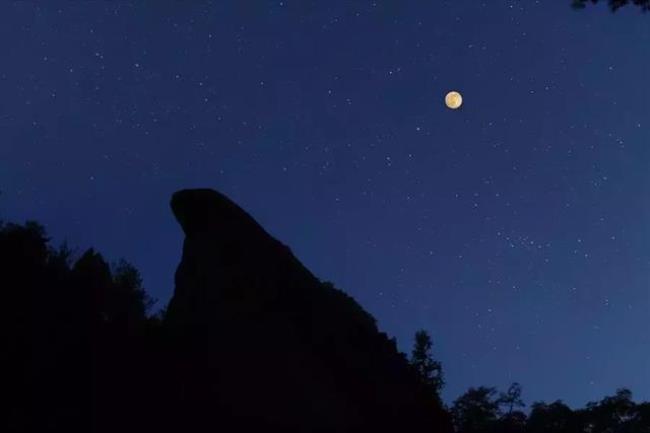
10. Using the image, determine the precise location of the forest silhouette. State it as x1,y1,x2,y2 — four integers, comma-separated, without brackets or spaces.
3,189,649,432
571,0,650,11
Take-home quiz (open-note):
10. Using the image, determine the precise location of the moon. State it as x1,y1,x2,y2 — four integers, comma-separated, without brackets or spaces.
445,91,463,110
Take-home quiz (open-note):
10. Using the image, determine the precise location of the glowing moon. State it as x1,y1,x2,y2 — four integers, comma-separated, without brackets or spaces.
445,91,463,110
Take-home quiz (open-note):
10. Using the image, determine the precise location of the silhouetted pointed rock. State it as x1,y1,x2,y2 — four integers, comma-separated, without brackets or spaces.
165,188,451,433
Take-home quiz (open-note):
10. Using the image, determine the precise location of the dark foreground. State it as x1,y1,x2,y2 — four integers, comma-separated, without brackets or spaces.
3,189,647,432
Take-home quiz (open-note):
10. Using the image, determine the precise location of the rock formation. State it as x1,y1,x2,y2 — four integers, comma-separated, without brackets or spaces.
164,188,451,432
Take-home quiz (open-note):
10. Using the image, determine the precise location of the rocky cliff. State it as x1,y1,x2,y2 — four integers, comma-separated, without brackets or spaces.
164,188,451,432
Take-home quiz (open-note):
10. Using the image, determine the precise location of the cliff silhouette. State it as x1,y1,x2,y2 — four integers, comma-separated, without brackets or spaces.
164,188,450,432
2,189,449,433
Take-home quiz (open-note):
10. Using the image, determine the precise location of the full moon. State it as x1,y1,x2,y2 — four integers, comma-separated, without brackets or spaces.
445,91,463,110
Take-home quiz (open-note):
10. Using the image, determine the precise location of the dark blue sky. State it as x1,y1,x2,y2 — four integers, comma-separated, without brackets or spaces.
1,1,648,407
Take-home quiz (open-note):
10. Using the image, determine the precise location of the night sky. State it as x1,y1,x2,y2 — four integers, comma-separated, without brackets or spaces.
1,1,649,407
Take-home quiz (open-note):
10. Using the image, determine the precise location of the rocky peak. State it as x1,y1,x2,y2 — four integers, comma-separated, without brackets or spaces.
164,188,450,433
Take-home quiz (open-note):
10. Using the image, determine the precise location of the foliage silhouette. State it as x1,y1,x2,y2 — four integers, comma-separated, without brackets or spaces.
1,221,159,432
527,400,578,433
448,386,650,433
411,329,445,402
572,0,650,11
452,386,501,433
498,382,525,415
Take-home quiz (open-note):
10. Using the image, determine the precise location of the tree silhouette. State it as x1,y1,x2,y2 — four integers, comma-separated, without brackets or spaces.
411,329,445,400
452,387,501,433
498,410,528,433
112,259,156,324
630,402,650,433
527,401,576,433
525,391,650,433
572,0,650,11
494,383,527,433
1,221,159,432
585,389,638,433
498,382,525,414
